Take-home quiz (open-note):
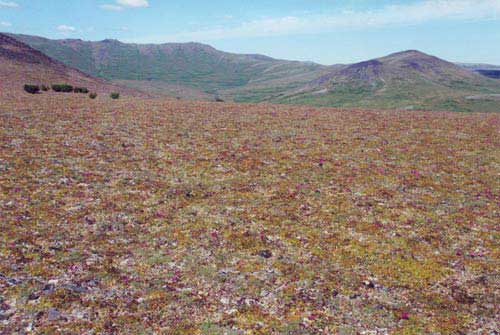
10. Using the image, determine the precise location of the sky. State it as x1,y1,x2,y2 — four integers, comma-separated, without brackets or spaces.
1,0,500,65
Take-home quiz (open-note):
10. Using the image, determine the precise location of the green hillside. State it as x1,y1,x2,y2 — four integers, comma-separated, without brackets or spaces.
9,34,500,112
278,51,500,112
8,33,328,98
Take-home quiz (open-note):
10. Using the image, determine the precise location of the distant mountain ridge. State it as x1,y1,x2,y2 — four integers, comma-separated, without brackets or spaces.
5,32,500,112
457,63,500,79
7,33,328,100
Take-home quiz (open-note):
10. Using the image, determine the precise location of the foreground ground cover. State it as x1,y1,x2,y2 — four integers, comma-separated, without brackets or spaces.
1,95,499,334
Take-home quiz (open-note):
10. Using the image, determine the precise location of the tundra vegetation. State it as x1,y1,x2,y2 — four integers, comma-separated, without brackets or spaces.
23,84,40,94
0,95,498,334
51,84,74,93
73,87,89,94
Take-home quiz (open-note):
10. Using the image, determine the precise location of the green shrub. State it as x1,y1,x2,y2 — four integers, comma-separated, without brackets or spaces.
110,92,120,99
41,85,49,92
51,84,74,93
74,87,89,94
24,85,40,94
215,97,224,102
89,93,97,99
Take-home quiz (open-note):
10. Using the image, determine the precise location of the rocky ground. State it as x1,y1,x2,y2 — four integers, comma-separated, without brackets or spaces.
1,94,499,334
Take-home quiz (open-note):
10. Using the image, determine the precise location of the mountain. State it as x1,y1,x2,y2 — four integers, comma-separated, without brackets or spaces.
457,63,500,71
0,33,141,97
278,50,500,112
5,33,500,112
7,33,328,101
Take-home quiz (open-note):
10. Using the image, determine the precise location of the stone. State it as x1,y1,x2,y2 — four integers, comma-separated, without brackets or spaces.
47,308,60,321
258,250,273,259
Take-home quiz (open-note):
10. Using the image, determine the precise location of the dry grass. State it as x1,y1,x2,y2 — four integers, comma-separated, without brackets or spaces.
1,94,499,334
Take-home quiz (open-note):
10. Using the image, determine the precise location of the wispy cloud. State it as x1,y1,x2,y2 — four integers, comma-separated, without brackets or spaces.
100,0,149,11
56,25,76,32
1,21,12,27
116,0,149,7
99,4,123,11
0,1,18,8
128,0,500,43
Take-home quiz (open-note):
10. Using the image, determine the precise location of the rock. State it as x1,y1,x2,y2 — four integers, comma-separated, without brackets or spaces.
43,284,56,292
363,280,375,289
28,291,40,300
62,284,88,294
258,250,273,259
47,308,60,321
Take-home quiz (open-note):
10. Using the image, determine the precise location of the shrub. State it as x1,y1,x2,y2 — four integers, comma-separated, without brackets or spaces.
74,87,89,94
24,85,40,94
52,84,74,93
215,97,224,102
110,92,120,99
41,85,49,92
89,93,97,99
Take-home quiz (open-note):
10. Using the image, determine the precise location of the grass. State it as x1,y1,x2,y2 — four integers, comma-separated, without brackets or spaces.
280,77,500,113
0,94,499,334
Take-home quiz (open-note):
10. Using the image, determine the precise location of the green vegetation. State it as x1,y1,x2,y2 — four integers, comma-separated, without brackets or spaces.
89,92,97,99
73,87,89,93
23,84,40,94
110,92,120,99
41,85,50,91
51,84,74,92
276,51,500,113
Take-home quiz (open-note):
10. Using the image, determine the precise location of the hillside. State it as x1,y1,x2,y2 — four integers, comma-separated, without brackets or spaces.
7,33,500,111
279,50,500,112
0,33,142,98
8,33,328,101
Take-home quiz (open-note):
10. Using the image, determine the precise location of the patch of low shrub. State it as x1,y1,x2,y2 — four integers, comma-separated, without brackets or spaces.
52,84,74,93
41,85,50,91
110,92,120,99
74,87,89,94
24,85,40,94
89,93,97,99
215,97,224,102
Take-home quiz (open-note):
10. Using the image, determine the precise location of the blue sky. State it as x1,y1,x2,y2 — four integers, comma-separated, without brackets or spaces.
1,0,500,65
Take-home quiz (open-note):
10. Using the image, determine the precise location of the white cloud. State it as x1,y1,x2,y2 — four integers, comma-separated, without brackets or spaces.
56,25,76,32
1,21,12,27
0,1,18,8
128,0,500,42
99,0,149,11
99,5,123,12
100,4,124,11
116,0,149,7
